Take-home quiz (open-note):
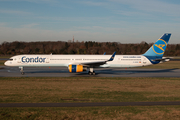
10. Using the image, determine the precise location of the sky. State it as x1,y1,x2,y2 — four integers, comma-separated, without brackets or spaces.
0,0,180,44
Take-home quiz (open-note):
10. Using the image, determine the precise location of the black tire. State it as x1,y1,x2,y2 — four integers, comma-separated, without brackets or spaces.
88,71,93,75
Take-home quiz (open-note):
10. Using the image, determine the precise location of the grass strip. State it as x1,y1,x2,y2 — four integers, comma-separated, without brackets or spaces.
1,106,180,120
0,77,180,103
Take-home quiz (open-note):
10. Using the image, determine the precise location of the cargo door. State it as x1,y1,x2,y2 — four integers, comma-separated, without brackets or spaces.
46,57,49,63
17,57,21,63
143,58,147,64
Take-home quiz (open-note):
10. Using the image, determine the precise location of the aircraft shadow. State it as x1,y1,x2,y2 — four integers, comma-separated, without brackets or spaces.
75,68,179,76
26,70,69,74
22,68,179,76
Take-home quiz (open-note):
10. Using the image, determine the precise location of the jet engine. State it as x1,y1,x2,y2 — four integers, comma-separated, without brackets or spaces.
68,64,87,73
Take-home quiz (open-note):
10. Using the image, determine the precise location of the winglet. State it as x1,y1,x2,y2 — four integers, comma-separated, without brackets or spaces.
108,52,116,61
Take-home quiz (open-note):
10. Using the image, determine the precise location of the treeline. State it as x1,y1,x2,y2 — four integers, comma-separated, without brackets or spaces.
0,41,180,56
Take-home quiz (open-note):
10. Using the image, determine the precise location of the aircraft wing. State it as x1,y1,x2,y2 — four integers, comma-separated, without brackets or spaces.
74,52,116,67
81,61,107,66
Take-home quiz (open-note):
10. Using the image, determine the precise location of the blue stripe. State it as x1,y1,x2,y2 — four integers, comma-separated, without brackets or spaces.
144,56,160,64
72,65,76,73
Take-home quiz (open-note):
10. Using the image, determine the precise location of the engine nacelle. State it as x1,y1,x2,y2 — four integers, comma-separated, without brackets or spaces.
68,65,87,73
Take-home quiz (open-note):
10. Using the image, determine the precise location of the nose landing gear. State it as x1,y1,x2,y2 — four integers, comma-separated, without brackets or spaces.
19,67,24,75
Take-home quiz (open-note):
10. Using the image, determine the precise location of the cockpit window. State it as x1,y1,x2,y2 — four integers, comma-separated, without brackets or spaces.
9,59,13,61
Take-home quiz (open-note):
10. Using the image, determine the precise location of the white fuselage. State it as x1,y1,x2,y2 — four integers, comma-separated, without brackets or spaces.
4,54,152,68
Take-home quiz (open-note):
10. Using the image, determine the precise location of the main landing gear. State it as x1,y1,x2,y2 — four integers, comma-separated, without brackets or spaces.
19,67,24,75
88,68,95,75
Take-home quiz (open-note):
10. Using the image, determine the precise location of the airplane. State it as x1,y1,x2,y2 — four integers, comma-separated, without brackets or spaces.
4,33,171,75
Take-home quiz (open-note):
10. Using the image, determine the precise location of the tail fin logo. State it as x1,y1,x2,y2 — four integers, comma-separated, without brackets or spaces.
152,39,167,55
155,44,165,51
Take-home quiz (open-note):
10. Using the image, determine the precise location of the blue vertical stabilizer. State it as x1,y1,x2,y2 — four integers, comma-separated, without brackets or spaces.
143,33,171,58
143,33,171,64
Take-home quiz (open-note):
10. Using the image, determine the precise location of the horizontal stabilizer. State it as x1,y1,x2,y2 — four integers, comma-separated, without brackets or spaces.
151,58,170,62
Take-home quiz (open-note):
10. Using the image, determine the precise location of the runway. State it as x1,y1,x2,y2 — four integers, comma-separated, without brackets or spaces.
0,66,180,77
1,101,180,107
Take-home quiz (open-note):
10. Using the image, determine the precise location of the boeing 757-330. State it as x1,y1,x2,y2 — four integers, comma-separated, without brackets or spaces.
4,33,171,75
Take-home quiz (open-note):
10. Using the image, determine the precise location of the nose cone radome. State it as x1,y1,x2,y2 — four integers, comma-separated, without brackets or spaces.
4,61,9,66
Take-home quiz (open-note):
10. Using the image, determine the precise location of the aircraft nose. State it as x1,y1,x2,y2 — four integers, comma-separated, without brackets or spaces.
4,61,8,66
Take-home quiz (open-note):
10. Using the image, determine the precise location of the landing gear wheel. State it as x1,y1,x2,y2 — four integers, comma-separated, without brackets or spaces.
88,71,92,75
21,72,25,75
88,71,96,75
88,68,96,75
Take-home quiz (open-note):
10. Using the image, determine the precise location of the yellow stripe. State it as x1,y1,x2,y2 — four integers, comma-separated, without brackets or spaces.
69,65,72,72
158,39,167,46
152,45,164,55
76,65,83,72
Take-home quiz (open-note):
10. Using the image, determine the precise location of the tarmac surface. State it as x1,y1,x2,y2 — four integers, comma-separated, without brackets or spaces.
1,101,180,107
0,66,180,77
